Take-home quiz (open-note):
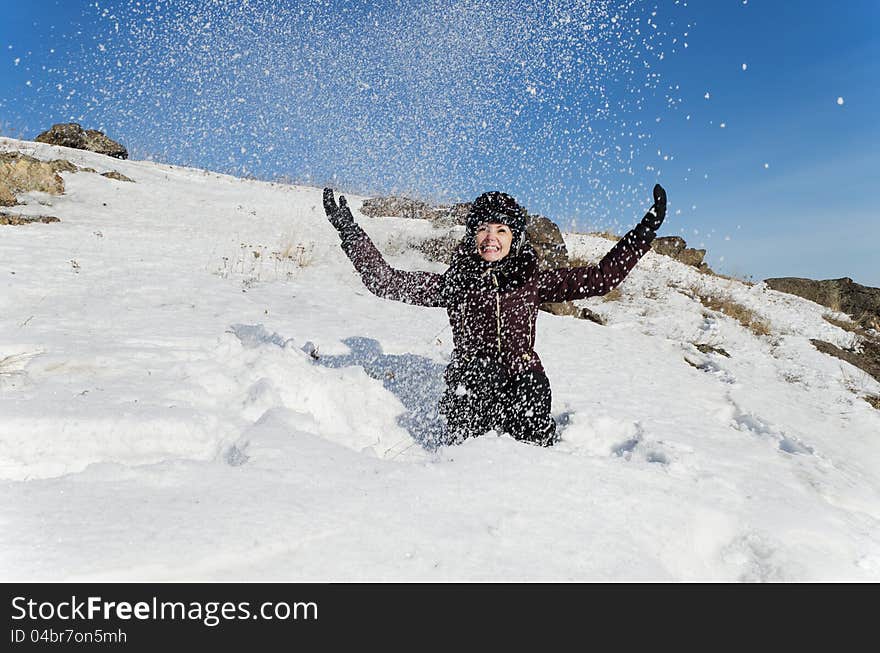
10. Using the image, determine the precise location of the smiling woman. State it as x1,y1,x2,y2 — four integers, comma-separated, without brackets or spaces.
476,224,512,262
323,184,666,447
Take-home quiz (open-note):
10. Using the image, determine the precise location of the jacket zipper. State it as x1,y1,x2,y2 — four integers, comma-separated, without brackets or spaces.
492,273,502,352
528,304,533,346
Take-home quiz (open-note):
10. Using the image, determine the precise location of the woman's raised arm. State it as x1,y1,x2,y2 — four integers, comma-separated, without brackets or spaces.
535,184,666,303
323,188,446,308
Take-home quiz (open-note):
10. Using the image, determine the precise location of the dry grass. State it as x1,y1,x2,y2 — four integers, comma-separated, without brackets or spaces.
277,241,315,267
824,312,880,335
214,240,315,283
693,291,772,337
0,353,27,376
866,395,880,410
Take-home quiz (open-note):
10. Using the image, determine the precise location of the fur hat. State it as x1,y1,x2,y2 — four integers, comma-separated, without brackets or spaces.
465,191,528,253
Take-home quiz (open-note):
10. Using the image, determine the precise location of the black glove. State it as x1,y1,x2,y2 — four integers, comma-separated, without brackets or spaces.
323,187,356,232
641,183,667,232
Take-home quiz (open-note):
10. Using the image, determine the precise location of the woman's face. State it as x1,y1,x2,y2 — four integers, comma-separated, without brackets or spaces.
475,223,513,262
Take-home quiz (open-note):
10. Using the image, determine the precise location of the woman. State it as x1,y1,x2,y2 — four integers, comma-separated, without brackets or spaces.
323,184,666,447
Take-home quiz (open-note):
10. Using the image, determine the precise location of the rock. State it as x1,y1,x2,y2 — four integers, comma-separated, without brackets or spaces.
360,195,475,228
84,129,128,159
0,152,68,196
523,213,589,321
34,122,127,159
651,235,712,273
415,233,462,265
360,196,446,221
527,214,569,271
0,180,16,206
811,338,880,384
34,123,88,149
101,171,134,182
766,277,880,330
651,236,687,258
0,212,61,225
48,159,79,173
539,301,605,325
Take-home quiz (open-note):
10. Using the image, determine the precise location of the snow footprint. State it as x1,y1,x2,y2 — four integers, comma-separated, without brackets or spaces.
561,414,671,466
682,344,737,385
721,531,793,582
726,397,814,456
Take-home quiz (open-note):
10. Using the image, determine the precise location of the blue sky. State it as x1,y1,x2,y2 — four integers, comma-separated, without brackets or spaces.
1,1,878,285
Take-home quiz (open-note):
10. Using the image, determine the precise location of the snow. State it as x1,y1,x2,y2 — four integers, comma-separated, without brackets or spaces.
5,0,694,229
1,137,879,581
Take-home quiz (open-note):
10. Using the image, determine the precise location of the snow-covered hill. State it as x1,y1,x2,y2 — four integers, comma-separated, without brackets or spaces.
1,137,879,581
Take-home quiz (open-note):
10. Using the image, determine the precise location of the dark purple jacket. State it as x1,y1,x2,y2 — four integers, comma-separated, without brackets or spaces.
339,223,655,375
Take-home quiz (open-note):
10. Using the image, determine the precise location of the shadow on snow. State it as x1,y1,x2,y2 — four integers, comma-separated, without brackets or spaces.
305,336,449,451
229,324,448,451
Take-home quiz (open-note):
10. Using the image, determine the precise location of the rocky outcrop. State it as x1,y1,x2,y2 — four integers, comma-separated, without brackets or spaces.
101,171,134,182
1,151,134,214
34,123,128,159
0,212,61,225
651,236,713,273
360,196,446,221
83,130,128,159
360,195,472,228
0,152,72,197
0,181,16,206
33,123,86,149
528,215,569,271
811,338,880,384
415,233,463,265
538,300,606,325
766,277,880,330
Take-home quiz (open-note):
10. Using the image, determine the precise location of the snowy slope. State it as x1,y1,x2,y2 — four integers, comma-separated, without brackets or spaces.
1,137,879,582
